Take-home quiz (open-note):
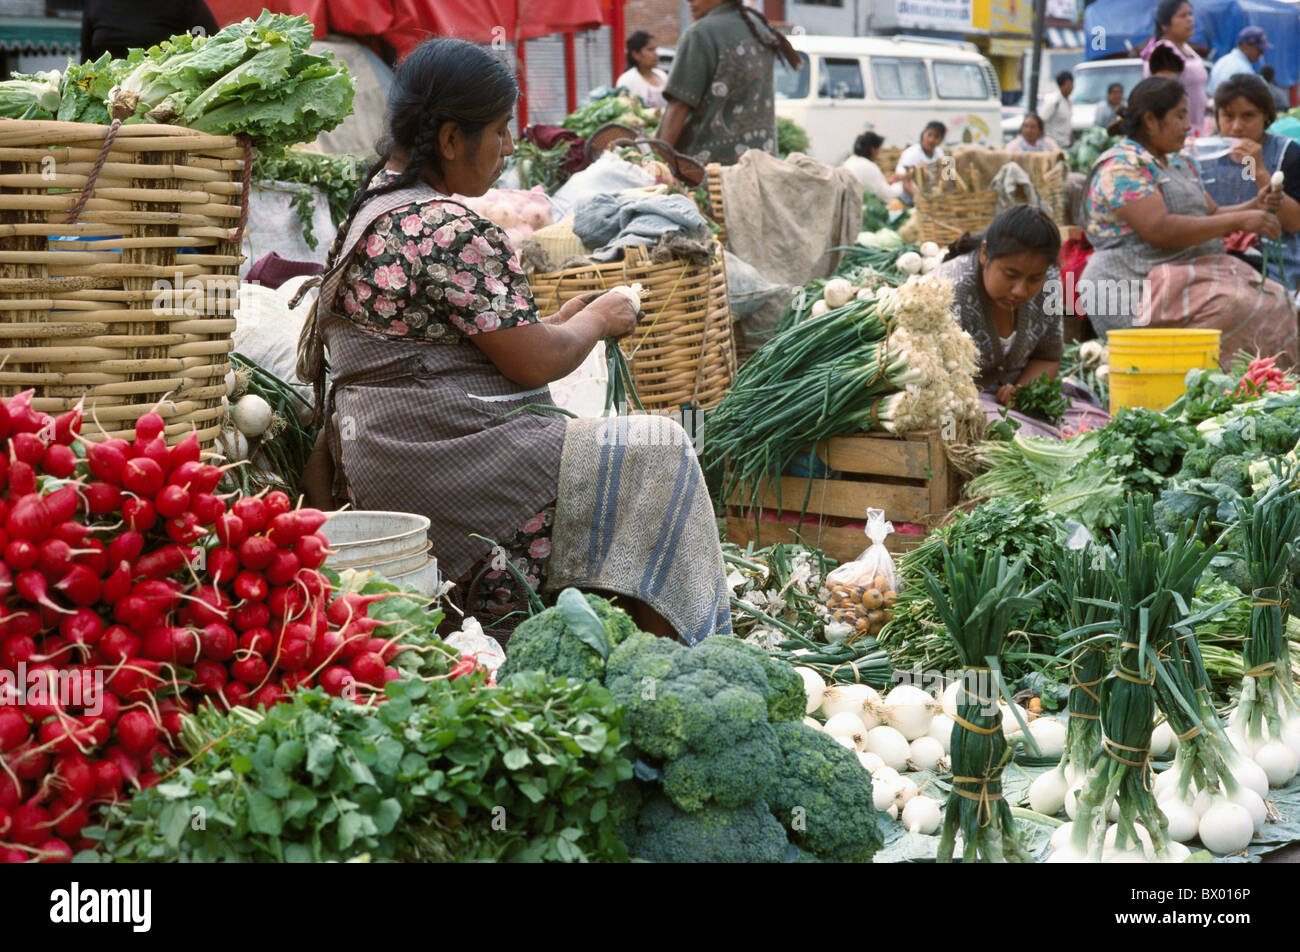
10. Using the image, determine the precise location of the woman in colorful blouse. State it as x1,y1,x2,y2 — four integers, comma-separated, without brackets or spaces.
1005,114,1061,154
1079,77,1296,365
297,39,731,641
936,206,1109,438
1141,0,1210,134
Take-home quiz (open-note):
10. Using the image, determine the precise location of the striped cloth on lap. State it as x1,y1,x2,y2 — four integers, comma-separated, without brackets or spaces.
547,415,732,645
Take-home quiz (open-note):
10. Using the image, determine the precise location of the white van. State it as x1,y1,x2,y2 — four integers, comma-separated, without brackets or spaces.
774,35,1003,166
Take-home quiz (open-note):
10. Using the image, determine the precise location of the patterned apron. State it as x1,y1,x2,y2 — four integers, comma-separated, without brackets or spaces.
1198,134,1300,294
317,184,567,581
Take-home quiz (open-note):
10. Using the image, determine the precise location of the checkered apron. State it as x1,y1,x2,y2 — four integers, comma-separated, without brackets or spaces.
318,184,567,581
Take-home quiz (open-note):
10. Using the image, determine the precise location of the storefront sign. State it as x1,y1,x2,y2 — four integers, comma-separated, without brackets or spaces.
971,0,1032,34
896,0,973,33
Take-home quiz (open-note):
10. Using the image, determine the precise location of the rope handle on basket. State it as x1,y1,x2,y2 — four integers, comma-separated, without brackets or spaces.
62,118,123,225
230,135,253,248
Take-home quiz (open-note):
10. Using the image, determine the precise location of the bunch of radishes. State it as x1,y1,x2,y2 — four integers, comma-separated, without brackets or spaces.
0,394,419,863
1234,356,1295,397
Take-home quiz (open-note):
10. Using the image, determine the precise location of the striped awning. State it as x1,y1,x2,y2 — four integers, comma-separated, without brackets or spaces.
0,16,80,55
1047,27,1086,48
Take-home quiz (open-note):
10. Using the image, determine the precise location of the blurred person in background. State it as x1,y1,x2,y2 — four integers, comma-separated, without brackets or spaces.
1259,65,1291,114
1005,113,1061,153
1040,72,1075,147
658,0,802,165
841,131,903,203
616,31,668,109
889,121,947,206
81,0,218,62
1094,83,1126,131
1206,25,1269,95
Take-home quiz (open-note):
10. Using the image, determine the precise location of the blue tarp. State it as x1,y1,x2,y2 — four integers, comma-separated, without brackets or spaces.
1084,0,1300,88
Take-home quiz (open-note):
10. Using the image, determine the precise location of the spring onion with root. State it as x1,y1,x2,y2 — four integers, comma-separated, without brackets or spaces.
1227,470,1300,787
1258,170,1289,292
604,284,646,415
1029,546,1117,817
922,542,1045,862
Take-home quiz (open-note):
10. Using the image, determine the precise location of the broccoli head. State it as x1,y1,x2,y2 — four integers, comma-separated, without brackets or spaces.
1178,445,1217,478
1209,454,1251,496
498,591,640,684
687,635,807,722
661,726,779,811
1268,404,1300,437
1250,414,1294,455
632,793,789,863
766,720,884,863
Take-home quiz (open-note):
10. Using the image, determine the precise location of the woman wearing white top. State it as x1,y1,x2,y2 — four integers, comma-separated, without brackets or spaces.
841,131,903,203
616,31,668,110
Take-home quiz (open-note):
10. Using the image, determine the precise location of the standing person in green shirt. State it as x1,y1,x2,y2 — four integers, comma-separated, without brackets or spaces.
657,0,802,165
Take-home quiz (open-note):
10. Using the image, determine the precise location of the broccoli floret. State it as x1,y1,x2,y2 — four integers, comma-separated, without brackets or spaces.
498,592,640,684
1178,445,1217,478
1250,414,1294,454
1209,454,1251,495
1269,404,1300,436
606,633,783,811
766,721,884,863
688,636,807,722
632,794,789,863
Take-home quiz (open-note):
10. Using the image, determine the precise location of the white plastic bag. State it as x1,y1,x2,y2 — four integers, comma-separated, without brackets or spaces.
823,509,899,640
443,617,507,677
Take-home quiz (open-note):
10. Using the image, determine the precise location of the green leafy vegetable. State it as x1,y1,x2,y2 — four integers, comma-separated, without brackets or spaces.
1011,372,1069,426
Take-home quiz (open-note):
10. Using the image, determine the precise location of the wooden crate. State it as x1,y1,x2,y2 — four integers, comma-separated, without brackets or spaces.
724,429,961,564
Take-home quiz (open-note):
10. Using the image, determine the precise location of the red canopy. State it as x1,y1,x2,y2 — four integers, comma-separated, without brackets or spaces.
206,0,604,58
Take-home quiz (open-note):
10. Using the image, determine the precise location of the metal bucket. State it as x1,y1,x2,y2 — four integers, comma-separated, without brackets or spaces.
322,510,431,569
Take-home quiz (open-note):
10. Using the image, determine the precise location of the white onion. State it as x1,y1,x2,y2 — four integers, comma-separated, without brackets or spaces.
902,795,941,834
1149,721,1174,759
1191,788,1215,819
820,684,879,726
866,725,911,770
810,299,829,317
1230,757,1270,800
1028,767,1070,816
802,716,822,731
1162,841,1192,863
1153,766,1179,800
215,426,249,462
887,803,899,820
871,766,901,788
919,241,941,259
907,736,946,772
896,251,923,275
1104,849,1150,863
872,775,898,812
855,287,875,302
1198,801,1254,855
927,714,954,754
794,666,825,714
882,684,936,741
1254,741,1299,788
832,734,857,751
230,393,273,438
1103,822,1153,860
1229,786,1267,833
1000,702,1029,738
1046,842,1089,863
857,751,885,773
920,256,939,274
1281,719,1300,762
1050,821,1074,852
893,776,919,807
1027,718,1066,760
1157,798,1199,842
1064,783,1082,821
824,711,869,750
224,369,237,397
822,277,854,309
941,681,962,718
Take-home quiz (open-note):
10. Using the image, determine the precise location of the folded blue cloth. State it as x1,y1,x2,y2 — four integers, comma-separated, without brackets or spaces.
572,192,709,262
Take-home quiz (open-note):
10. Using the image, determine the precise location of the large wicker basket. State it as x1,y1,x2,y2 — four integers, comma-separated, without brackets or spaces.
911,148,1068,246
705,162,726,245
529,244,736,410
0,119,247,446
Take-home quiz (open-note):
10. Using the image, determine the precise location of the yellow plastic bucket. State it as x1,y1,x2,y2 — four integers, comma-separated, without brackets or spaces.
1107,328,1222,413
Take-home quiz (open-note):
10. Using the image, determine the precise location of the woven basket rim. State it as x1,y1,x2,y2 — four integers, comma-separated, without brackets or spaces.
0,118,241,151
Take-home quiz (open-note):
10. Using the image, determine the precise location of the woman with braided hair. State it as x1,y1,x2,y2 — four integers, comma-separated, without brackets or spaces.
658,0,802,164
296,38,733,643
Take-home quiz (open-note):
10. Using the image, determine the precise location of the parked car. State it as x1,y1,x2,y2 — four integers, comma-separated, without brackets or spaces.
774,34,1003,165
1001,57,1150,140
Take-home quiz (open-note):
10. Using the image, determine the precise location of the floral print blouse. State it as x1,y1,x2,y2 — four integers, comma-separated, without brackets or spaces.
1084,138,1204,241
340,170,540,341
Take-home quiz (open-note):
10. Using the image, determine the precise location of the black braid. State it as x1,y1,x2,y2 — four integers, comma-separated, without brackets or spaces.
729,0,802,70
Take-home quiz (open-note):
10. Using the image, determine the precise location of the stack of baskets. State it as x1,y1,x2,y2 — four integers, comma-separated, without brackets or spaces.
910,147,1069,246
0,119,246,446
529,242,736,411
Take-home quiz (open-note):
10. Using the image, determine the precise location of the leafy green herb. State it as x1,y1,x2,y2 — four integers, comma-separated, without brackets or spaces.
777,116,810,158
1091,407,1189,495
251,149,364,249
1011,372,1070,426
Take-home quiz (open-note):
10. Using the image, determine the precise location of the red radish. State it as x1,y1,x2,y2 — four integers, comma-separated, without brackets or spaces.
267,513,303,547
0,849,22,865
53,405,81,444
214,513,246,547
164,513,204,545
96,625,141,664
116,710,158,756
102,746,139,786
1,609,41,639
265,552,300,587
40,444,76,479
0,561,11,600
237,535,276,570
308,629,345,671
193,659,228,694
153,484,190,519
222,682,250,708
53,565,101,607
231,602,270,631
267,585,305,620
296,568,329,601
0,398,10,441
122,497,156,532
37,538,74,575
6,495,50,543
350,651,386,688
169,431,201,470
233,570,268,602
107,530,144,567
72,539,108,577
159,710,184,740
132,544,190,581
134,436,170,473
167,460,203,490
84,482,123,515
11,802,51,845
0,772,25,810
319,666,356,698
133,412,164,443
238,628,273,656
53,753,96,802
43,485,79,525
264,491,292,520
280,671,313,691
190,492,224,525
101,562,132,605
365,637,402,663
105,660,161,701
199,622,237,661
383,668,401,684
121,457,163,498
0,708,30,751
113,595,160,631
251,684,283,710
325,592,402,627
0,453,7,492
230,656,269,686
16,569,70,613
37,837,73,863
12,431,48,465
0,805,9,838
178,585,229,627
11,743,51,780
194,464,222,494
94,692,121,726
59,609,103,649
54,803,91,840
232,497,268,533
208,546,240,585
86,441,128,483
93,759,122,797
6,459,35,497
275,636,310,671
132,579,182,614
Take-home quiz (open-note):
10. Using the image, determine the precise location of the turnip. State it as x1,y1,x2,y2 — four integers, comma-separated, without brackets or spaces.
824,711,869,751
881,684,936,740
902,794,941,834
927,713,954,753
793,666,824,713
907,736,947,773
1197,801,1254,854
866,725,910,770
1254,741,1298,787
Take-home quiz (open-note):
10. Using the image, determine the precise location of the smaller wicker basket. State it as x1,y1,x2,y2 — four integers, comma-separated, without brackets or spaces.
876,146,903,178
911,153,1069,245
705,162,726,245
528,244,736,411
